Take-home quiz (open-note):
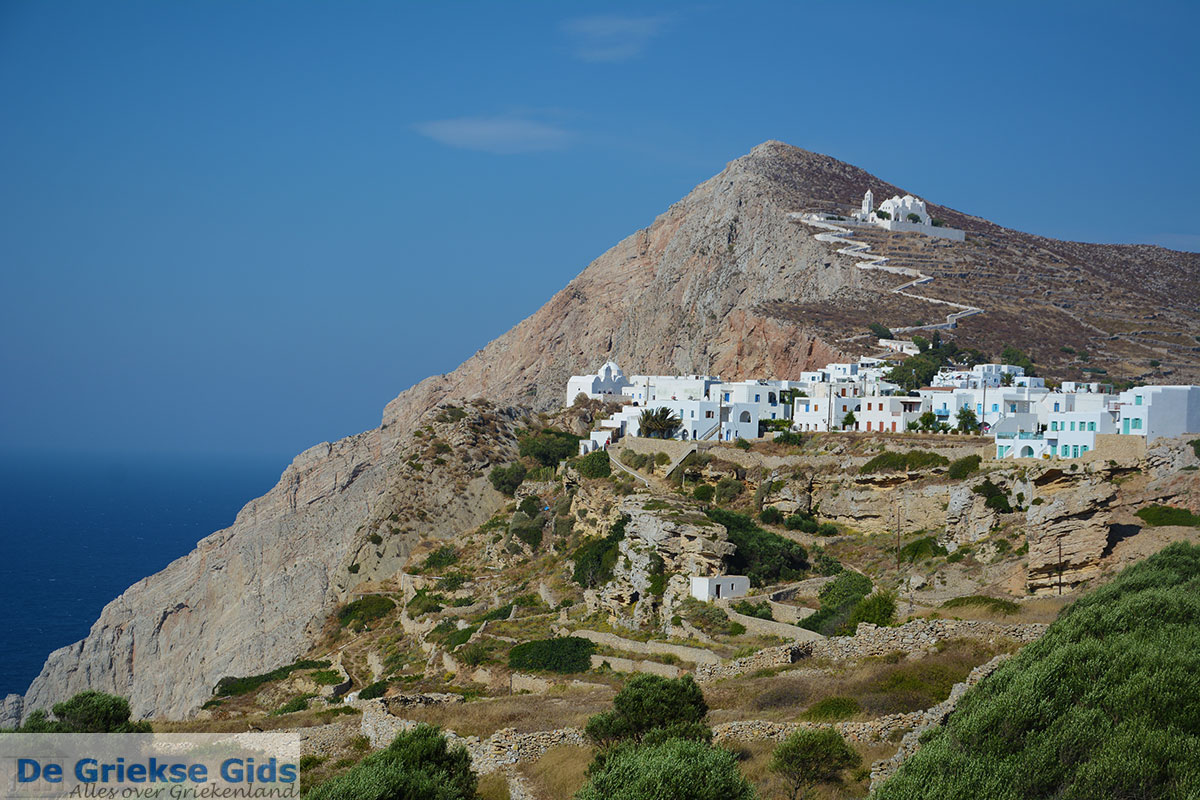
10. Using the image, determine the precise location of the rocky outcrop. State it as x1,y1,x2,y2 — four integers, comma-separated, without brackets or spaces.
22,406,525,721
1025,469,1118,593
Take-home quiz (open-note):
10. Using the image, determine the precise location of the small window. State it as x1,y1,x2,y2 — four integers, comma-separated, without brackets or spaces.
1070,422,1076,431
1135,396,1143,406
1088,422,1096,431
992,404,999,412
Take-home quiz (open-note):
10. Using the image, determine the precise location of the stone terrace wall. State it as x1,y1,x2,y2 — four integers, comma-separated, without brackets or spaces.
697,619,1045,681
591,654,683,678
569,628,721,665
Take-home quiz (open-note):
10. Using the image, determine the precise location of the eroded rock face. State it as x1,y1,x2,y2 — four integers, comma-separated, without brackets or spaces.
1025,470,1117,594
22,407,525,721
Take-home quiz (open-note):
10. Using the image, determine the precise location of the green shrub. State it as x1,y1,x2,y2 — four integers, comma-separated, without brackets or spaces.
358,680,389,700
774,430,805,446
518,496,541,517
488,463,527,496
368,533,383,546
941,595,1020,615
692,484,715,503
801,571,873,636
476,604,513,623
899,535,949,563
16,691,152,733
507,637,595,673
760,506,784,525
732,600,773,620
508,511,544,550
785,513,819,533
869,322,893,339
572,515,628,588
801,696,861,721
212,660,332,698
437,572,468,591
1190,439,1200,459
422,546,459,571
680,597,745,637
310,669,343,686
714,476,744,505
405,590,445,617
519,429,580,466
1136,504,1200,527
271,695,315,716
577,449,612,478
860,449,950,474
734,438,752,451
875,542,1200,800
845,591,896,631
656,451,672,465
338,596,396,628
948,454,982,479
707,508,809,586
584,673,710,749
770,727,861,800
817,523,839,537
576,739,756,800
347,563,360,574
306,724,476,800
946,549,966,563
973,478,1013,513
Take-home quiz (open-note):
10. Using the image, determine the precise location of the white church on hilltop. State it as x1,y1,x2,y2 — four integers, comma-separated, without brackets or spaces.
851,189,964,241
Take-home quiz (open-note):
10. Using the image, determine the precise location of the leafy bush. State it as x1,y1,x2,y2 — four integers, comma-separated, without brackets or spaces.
306,723,475,800
692,484,715,503
519,428,580,466
708,508,809,586
476,604,513,623
679,597,745,637
272,695,314,715
846,591,897,630
801,571,873,636
509,511,544,550
948,454,983,479
714,476,744,505
760,506,784,525
817,523,839,537
16,691,152,733
310,669,343,686
973,478,1013,513
774,430,805,446
800,696,861,722
771,727,861,800
518,496,541,517
507,636,595,673
572,515,628,588
577,449,612,478
785,513,819,533
584,673,710,749
941,595,1020,615
422,546,459,571
732,600,773,620
875,542,1200,800
212,660,332,698
437,572,468,591
1135,504,1200,527
860,449,950,474
405,590,445,617
900,535,949,563
869,322,893,339
358,680,389,700
734,438,752,450
576,739,756,800
488,463,527,496
339,595,396,628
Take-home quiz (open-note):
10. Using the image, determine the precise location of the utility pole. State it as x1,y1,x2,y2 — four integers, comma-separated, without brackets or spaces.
895,500,902,578
1058,538,1064,596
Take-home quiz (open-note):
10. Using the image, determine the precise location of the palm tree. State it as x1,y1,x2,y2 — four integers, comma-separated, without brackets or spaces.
639,407,682,439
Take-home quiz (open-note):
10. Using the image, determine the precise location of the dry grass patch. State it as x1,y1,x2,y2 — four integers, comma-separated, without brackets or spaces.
518,744,592,799
924,595,1069,624
475,771,511,800
400,686,615,738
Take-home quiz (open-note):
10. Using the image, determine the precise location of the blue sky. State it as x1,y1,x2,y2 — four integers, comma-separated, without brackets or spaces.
2,1,1197,459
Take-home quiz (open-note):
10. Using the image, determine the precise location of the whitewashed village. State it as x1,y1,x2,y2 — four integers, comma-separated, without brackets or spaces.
570,355,1200,463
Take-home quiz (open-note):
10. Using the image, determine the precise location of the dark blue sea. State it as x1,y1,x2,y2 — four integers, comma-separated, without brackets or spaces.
0,451,287,698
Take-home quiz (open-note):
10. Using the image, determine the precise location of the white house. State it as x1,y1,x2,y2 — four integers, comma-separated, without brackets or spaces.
690,575,750,602
1115,385,1200,442
566,361,629,405
859,395,930,433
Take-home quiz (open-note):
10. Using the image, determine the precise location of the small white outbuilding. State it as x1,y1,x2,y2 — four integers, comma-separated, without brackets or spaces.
690,575,750,602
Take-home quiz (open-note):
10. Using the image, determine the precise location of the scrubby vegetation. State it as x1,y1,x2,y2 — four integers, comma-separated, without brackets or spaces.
800,571,874,636
770,727,861,799
421,545,459,571
488,462,526,496
947,454,983,480
357,679,389,700
900,535,949,563
507,636,595,673
732,599,774,620
972,478,1014,513
213,659,333,697
13,691,152,733
585,673,710,749
1136,504,1200,528
519,428,580,466
679,597,747,637
306,724,476,800
707,508,809,586
572,515,628,588
576,449,612,478
576,739,756,800
876,542,1200,800
859,449,950,474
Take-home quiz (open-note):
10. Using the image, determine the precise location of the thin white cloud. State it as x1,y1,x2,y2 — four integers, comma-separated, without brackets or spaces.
562,14,667,62
412,117,571,154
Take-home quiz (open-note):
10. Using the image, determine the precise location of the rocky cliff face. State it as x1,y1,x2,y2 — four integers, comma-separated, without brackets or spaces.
16,404,526,721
